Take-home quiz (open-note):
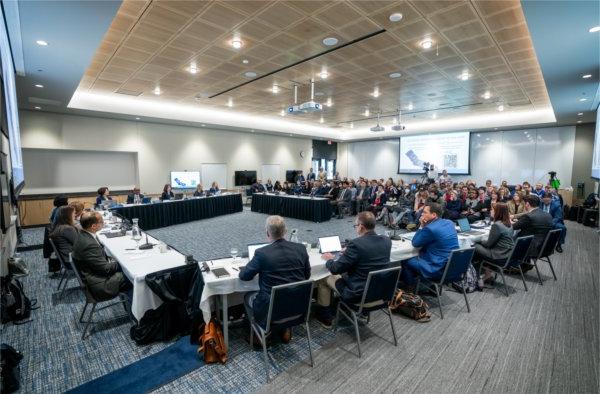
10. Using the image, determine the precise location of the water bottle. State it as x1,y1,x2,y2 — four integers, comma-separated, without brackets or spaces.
131,218,142,242
290,229,299,243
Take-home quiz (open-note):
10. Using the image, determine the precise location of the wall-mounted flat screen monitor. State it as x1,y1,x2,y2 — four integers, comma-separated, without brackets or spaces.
235,170,257,186
170,171,200,189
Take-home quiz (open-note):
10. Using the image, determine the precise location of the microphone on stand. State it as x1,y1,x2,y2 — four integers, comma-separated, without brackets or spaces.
138,233,154,250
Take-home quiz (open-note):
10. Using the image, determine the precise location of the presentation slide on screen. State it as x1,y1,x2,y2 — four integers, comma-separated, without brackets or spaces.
592,107,600,179
398,132,471,174
170,171,200,188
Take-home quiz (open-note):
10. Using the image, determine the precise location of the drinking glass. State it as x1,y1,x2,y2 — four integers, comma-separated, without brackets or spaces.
230,247,238,261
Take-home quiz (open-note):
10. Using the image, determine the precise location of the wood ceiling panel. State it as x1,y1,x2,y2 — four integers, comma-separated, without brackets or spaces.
78,0,550,125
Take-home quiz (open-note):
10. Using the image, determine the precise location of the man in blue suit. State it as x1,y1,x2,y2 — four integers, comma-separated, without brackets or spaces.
239,215,310,343
401,202,459,286
541,192,566,252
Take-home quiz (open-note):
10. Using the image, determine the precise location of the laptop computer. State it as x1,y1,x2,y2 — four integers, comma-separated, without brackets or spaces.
457,218,485,236
318,235,342,259
247,243,269,260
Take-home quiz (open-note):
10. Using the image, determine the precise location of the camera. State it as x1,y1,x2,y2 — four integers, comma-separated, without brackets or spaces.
422,162,430,172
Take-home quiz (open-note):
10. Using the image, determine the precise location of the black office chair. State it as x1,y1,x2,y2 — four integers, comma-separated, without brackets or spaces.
415,248,475,319
478,236,534,296
333,265,402,358
71,255,132,340
48,238,77,299
246,279,315,382
531,229,562,285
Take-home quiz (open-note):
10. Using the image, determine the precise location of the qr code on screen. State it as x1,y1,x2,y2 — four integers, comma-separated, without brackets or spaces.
444,154,457,168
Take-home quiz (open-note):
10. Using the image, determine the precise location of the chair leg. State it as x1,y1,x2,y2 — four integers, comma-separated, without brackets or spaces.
333,303,341,332
56,268,67,291
261,332,270,383
59,277,70,299
498,269,509,297
434,284,444,319
79,302,88,323
518,266,528,292
351,311,362,358
82,303,97,340
461,283,471,313
305,322,314,367
532,259,543,285
545,257,557,281
385,308,398,346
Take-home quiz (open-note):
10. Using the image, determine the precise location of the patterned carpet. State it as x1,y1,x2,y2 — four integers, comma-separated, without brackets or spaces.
2,210,374,393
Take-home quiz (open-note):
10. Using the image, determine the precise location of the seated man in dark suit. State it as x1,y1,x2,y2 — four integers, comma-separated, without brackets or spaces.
331,181,352,218
400,202,459,287
316,211,392,327
354,180,371,214
541,192,566,253
512,194,553,271
251,179,266,193
126,186,144,204
239,215,311,343
72,211,132,301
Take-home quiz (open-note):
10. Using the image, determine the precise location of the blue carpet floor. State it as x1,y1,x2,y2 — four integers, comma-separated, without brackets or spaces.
1,210,354,393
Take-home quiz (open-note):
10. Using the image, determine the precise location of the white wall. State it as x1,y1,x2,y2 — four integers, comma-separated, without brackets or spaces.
19,110,312,194
340,126,577,187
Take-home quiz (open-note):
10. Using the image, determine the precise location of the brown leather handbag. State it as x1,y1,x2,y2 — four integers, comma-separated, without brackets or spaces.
198,318,227,364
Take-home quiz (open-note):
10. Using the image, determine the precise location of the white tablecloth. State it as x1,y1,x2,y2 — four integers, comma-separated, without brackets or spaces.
257,192,329,201
97,229,186,320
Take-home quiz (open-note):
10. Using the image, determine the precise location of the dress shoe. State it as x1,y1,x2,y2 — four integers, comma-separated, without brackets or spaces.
280,328,292,344
315,314,333,329
555,244,563,253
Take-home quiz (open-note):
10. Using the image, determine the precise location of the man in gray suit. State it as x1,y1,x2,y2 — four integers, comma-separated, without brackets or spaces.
332,181,352,219
72,211,131,301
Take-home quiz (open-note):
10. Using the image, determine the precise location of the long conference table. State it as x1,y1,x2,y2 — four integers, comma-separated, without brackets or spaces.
251,193,332,222
111,193,243,230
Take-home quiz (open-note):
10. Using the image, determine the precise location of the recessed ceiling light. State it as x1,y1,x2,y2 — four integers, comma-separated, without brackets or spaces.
279,109,285,116
371,87,380,98
315,92,325,97
244,71,257,78
227,98,233,107
242,59,249,64
319,71,329,79
135,117,140,120
589,26,600,33
251,129,255,132
319,117,324,124
482,91,491,99
153,86,161,95
231,39,243,49
201,124,206,127
432,113,437,119
578,112,583,116
289,134,293,137
389,72,402,78
350,122,354,129
322,37,338,46
420,38,433,49
326,97,332,107
407,103,414,111
494,127,498,130
34,84,43,88
364,108,370,117
577,120,582,123
36,40,48,46
579,98,588,102
582,74,592,79
458,71,469,81
188,63,198,74
476,134,481,137
272,84,279,94
497,105,504,111
34,106,41,110
389,13,403,22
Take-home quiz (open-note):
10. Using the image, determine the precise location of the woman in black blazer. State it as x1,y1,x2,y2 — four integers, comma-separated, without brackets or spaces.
49,205,79,267
95,186,112,208
193,184,205,197
161,184,174,200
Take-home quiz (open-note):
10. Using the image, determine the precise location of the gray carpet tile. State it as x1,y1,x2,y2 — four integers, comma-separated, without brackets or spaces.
260,221,599,394
20,227,45,247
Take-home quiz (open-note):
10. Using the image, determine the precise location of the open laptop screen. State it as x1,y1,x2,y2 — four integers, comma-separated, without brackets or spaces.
457,218,471,232
248,243,269,259
318,236,342,253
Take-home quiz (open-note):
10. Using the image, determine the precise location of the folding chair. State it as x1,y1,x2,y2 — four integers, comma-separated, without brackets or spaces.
532,229,561,285
48,238,77,299
246,279,315,382
478,236,533,296
416,248,475,319
333,265,402,358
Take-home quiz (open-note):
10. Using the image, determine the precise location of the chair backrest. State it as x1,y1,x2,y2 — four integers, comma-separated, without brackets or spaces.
48,237,69,269
265,279,314,333
537,229,562,259
440,248,475,284
505,236,534,268
358,265,402,313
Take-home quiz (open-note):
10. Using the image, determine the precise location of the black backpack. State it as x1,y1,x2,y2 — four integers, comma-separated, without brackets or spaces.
583,193,598,209
0,344,23,393
0,276,36,324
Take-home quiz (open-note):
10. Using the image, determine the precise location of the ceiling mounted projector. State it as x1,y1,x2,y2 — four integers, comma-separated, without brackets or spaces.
287,80,322,115
370,112,385,132
391,108,406,131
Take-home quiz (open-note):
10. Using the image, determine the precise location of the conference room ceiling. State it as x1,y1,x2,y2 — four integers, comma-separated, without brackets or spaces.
73,0,554,134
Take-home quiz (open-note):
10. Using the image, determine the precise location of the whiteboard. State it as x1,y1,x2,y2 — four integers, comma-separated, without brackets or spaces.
202,163,227,189
22,148,138,194
261,164,280,183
